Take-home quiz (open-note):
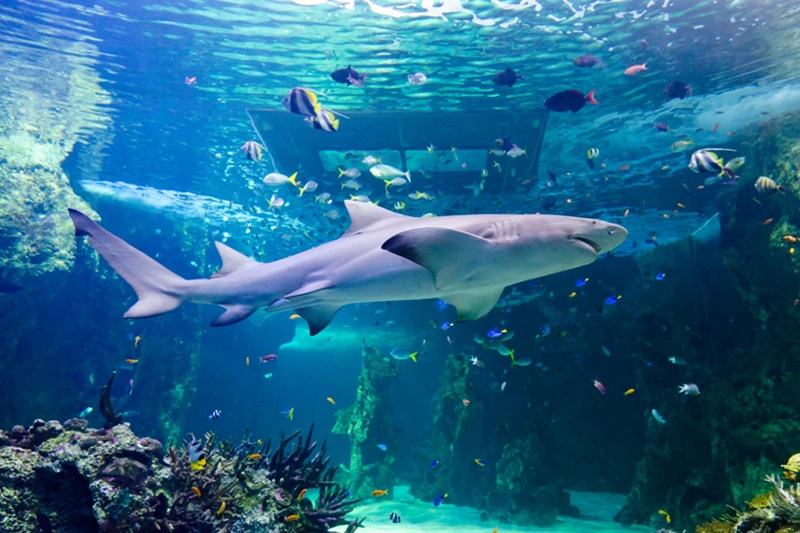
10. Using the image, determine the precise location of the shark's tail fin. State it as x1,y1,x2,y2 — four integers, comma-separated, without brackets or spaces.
69,209,184,319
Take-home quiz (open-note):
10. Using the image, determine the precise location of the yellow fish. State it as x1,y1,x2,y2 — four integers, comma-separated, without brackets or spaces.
245,357,250,366
286,514,300,522
189,457,206,471
289,314,301,320
327,397,336,405
191,486,201,497
134,335,141,348
248,453,262,460
298,488,307,501
658,509,671,523
372,489,388,497
624,388,635,396
289,407,294,421
125,359,139,364
217,501,226,516
568,291,577,298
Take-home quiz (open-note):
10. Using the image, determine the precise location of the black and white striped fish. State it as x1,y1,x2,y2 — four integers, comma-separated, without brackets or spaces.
282,88,321,117
208,409,221,420
389,512,401,523
305,108,340,133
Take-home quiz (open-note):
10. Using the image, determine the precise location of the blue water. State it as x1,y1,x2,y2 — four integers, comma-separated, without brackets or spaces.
2,0,800,531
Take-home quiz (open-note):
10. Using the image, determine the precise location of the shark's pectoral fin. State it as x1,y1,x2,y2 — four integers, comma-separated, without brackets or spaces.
283,279,334,299
211,242,257,278
446,289,504,321
382,227,495,291
211,304,258,327
125,293,182,318
296,305,341,336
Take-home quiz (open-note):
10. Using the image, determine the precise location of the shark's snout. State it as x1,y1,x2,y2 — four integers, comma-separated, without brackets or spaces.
572,220,628,254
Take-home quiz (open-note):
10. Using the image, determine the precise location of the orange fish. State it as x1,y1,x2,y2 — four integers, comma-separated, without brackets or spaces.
125,359,139,364
134,335,141,348
248,453,262,460
493,529,498,533
623,62,647,75
289,314,301,320
372,489,388,497
217,501,226,516
763,218,774,226
191,486,201,497
286,514,300,522
462,399,470,406
326,397,336,405
298,488,307,501
617,164,631,171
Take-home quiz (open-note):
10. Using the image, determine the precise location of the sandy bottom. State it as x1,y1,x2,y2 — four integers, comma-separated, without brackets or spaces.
330,486,652,533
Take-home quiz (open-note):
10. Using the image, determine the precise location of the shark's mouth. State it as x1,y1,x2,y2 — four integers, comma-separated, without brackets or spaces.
572,236,602,253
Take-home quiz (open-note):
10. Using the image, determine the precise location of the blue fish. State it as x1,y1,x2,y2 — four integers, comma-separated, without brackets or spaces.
604,295,621,305
430,460,438,468
433,494,447,507
377,444,388,451
655,272,666,281
440,322,454,331
575,277,589,287
486,328,506,339
539,325,551,337
435,299,449,311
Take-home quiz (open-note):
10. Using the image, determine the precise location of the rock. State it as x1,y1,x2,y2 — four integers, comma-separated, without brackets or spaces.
64,418,88,432
10,425,27,440
30,420,63,445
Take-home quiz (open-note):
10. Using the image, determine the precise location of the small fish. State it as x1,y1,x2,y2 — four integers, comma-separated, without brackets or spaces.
688,149,729,174
289,313,301,320
263,171,299,187
605,295,621,305
134,335,141,348
624,388,635,396
191,486,201,497
264,372,273,379
408,72,427,85
664,80,692,99
506,145,526,158
390,347,418,362
545,89,598,112
654,122,669,132
362,155,382,165
78,406,93,418
568,291,577,298
655,272,666,281
393,201,406,211
496,345,514,357
245,357,250,366
501,381,507,391
125,359,139,364
658,509,671,523
248,453,262,460
623,62,647,75
723,156,746,177
433,493,448,506
338,167,361,179
754,176,782,194
298,180,319,196
678,383,701,395
575,277,589,288
462,399,470,406
377,444,388,451
668,356,687,365
370,164,411,181
651,409,667,425
389,512,402,523
470,356,485,368
341,179,363,190
331,65,365,87
440,322,454,330
282,87,321,116
315,192,332,204
430,460,439,468
188,436,207,470
327,397,336,405
492,67,523,87
241,140,263,162
573,54,599,68
305,109,339,133
208,409,221,420
593,379,606,394
280,406,294,419
260,354,278,363
514,358,533,367
487,328,507,339
298,488,307,500
475,458,486,467
408,191,435,201
185,76,196,85
285,514,300,522
587,148,600,160
372,489,388,497
670,139,695,153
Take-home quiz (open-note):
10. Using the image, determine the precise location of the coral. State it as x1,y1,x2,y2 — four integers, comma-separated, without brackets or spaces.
0,420,361,532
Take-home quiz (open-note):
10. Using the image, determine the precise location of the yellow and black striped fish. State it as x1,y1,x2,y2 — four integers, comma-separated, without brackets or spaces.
305,108,339,133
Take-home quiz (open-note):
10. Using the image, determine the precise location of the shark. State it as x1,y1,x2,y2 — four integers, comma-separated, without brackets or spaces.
68,200,627,335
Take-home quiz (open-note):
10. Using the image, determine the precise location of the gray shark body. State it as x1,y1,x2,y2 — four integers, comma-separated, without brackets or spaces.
69,201,627,335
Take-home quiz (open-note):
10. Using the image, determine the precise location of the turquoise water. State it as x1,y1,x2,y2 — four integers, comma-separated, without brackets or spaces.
2,0,800,531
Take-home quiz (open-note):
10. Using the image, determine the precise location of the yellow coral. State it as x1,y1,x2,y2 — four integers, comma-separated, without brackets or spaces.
748,491,776,509
695,519,734,533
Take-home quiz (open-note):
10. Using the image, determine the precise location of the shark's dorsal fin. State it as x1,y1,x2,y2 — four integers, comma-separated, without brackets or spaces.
382,227,496,291
296,304,341,336
446,289,505,321
344,200,407,236
211,242,257,279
